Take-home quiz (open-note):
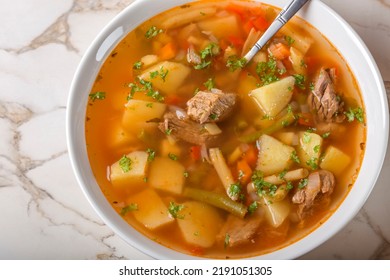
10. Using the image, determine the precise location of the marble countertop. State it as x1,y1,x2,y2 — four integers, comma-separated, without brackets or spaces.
0,0,389,260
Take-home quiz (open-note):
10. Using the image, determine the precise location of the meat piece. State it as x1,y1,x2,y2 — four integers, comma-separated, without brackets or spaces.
217,214,263,247
292,170,336,219
187,47,202,65
158,112,219,146
187,89,237,124
308,68,345,123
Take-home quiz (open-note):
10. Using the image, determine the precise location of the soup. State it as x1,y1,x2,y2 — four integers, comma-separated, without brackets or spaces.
85,0,366,259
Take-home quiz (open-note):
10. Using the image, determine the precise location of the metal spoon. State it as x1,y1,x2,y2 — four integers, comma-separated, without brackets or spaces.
243,0,311,63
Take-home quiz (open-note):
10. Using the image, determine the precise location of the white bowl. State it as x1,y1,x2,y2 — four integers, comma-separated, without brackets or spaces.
66,0,389,259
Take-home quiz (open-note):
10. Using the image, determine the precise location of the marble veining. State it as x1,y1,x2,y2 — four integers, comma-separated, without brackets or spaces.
0,0,389,260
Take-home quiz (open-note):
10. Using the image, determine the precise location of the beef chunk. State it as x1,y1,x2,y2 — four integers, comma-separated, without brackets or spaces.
292,170,335,219
187,89,237,124
308,68,345,123
217,214,263,247
158,112,219,146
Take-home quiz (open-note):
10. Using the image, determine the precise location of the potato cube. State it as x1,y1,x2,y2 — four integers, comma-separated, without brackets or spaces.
297,132,323,170
138,61,191,94
256,134,295,176
160,138,182,157
122,99,166,133
148,157,185,194
249,76,295,117
274,131,297,146
128,188,174,230
110,151,149,187
260,195,290,228
320,145,351,175
197,14,241,39
177,201,223,248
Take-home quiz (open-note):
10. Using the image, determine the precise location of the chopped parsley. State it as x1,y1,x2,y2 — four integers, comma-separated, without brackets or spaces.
194,60,211,70
146,148,155,162
302,132,312,144
133,61,143,70
204,77,215,90
168,153,178,161
306,157,318,170
322,132,331,138
293,74,306,89
278,170,287,180
248,201,258,214
150,66,169,82
226,55,247,72
119,155,132,173
165,128,173,135
251,171,278,197
286,181,294,190
290,150,301,164
345,107,364,123
194,43,220,70
145,26,163,39
168,202,185,219
183,171,189,178
298,178,308,189
313,145,321,153
285,35,295,46
209,113,218,120
89,91,106,101
200,42,220,59
127,78,164,102
228,183,241,198
224,233,230,248
256,55,280,85
120,203,138,215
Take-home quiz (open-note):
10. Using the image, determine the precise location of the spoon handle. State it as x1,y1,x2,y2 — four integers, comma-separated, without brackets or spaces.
243,0,311,63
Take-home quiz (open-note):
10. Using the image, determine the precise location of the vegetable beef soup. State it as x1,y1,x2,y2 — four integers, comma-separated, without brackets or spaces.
85,0,366,258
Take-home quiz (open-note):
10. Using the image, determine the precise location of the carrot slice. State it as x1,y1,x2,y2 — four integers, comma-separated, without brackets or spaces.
237,159,253,184
269,43,290,60
190,145,202,161
158,42,177,60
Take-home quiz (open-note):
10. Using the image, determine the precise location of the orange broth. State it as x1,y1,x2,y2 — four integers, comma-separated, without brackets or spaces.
85,0,366,259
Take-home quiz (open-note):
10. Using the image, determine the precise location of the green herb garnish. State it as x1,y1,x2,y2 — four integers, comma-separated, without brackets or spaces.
89,91,106,101
145,26,163,39
120,203,138,215
168,202,185,219
119,155,132,173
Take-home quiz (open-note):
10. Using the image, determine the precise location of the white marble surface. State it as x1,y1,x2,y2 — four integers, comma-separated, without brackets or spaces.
0,0,389,260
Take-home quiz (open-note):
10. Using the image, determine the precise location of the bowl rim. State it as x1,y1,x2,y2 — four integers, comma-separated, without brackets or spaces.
66,0,389,259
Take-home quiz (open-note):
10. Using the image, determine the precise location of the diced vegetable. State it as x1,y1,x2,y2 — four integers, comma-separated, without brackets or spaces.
209,148,237,200
128,188,174,230
269,43,290,60
281,24,313,54
197,14,241,39
297,132,323,170
203,123,222,135
320,145,351,175
236,159,252,184
177,201,224,248
140,54,159,68
110,151,149,187
161,7,217,29
158,42,178,60
263,168,309,185
240,111,296,143
256,135,295,176
183,187,247,218
274,131,298,146
139,61,191,94
122,99,166,132
289,46,307,75
148,157,185,194
259,195,290,228
249,76,295,117
160,138,182,157
270,184,290,202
